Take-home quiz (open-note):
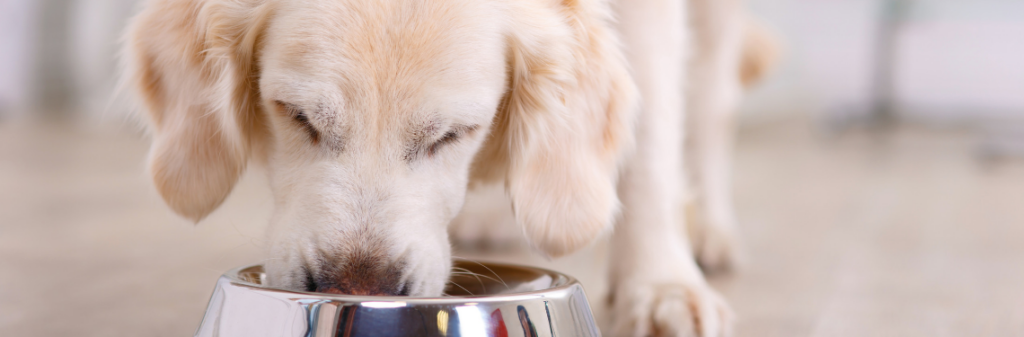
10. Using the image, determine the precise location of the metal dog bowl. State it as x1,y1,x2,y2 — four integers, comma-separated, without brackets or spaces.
194,261,599,336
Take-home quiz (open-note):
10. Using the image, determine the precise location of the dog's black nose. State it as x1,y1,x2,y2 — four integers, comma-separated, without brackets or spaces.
309,254,407,296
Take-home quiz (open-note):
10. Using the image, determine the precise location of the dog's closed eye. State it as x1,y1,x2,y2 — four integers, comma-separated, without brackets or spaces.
428,130,460,156
406,124,478,161
275,100,320,144
428,124,481,156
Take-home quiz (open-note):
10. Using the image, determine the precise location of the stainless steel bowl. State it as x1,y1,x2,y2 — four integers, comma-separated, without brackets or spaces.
194,261,599,337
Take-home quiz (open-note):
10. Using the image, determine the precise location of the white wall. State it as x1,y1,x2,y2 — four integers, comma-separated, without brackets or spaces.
894,3,1024,122
70,0,142,123
2,0,1022,125
742,0,1024,124
0,0,139,122
0,0,40,119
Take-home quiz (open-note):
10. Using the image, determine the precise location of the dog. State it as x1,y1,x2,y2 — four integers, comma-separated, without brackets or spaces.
124,0,774,335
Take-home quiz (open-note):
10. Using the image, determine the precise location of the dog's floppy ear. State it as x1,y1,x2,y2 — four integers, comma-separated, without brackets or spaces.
473,2,638,257
124,0,270,222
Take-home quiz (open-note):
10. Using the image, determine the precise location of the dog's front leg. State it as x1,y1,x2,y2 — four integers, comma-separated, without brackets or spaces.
609,0,733,336
610,88,734,337
684,0,748,274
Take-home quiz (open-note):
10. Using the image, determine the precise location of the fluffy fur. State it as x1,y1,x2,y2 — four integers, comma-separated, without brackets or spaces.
125,0,774,335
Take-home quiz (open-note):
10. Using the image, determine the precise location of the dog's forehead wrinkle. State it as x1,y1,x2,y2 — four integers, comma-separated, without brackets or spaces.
271,2,500,94
262,0,507,160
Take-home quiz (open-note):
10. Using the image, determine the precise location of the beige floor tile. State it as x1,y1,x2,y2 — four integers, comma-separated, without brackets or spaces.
2,120,1023,336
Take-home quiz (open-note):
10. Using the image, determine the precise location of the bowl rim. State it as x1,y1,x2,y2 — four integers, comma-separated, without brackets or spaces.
221,260,585,305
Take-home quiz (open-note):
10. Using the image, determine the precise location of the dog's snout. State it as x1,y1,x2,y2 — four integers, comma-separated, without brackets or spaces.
307,253,408,296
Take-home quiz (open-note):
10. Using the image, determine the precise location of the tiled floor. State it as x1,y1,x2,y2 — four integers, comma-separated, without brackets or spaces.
3,119,1024,336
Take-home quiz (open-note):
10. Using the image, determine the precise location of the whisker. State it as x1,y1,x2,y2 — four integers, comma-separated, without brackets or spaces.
452,257,510,291
451,267,487,286
227,220,264,248
451,265,486,288
450,270,487,289
451,271,508,289
446,280,474,296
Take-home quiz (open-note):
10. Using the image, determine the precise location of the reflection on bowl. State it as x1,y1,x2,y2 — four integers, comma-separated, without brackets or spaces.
195,261,599,337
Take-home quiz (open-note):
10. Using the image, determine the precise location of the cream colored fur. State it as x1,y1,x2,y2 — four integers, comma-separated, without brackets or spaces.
126,0,773,335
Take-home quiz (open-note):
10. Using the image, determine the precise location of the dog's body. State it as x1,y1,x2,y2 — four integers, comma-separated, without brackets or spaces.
125,0,772,335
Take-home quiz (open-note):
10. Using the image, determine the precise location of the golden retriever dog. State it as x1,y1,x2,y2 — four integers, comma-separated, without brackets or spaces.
124,0,774,335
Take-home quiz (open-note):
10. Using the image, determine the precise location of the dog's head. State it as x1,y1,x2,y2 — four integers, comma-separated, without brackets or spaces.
125,0,636,296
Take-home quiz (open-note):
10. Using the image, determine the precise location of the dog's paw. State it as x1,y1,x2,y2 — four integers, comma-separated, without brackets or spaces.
692,222,741,273
684,204,742,273
610,281,734,337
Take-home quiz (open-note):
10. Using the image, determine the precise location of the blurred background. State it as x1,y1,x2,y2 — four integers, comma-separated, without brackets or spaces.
3,0,1024,336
